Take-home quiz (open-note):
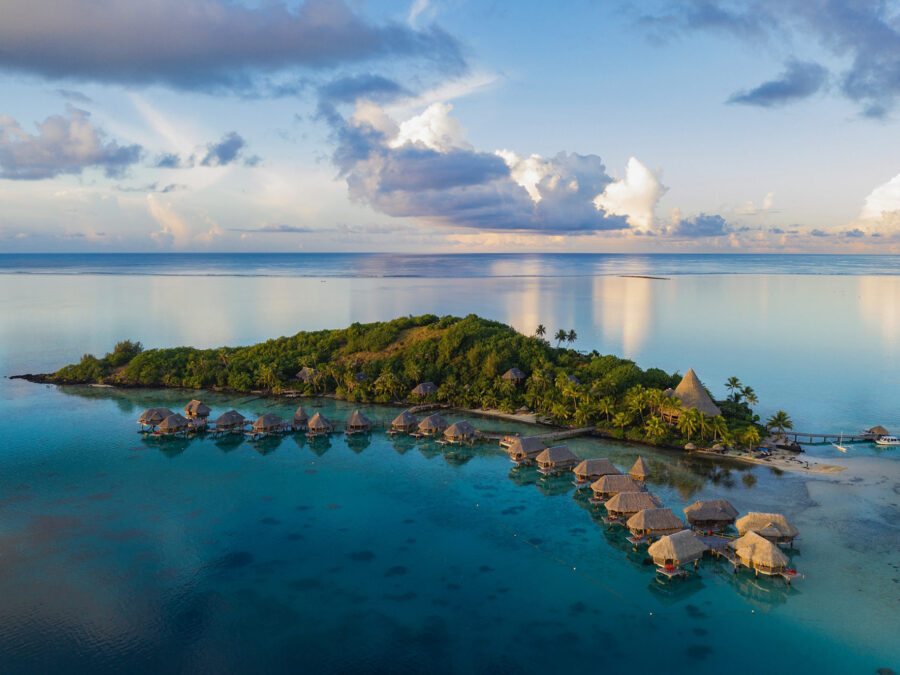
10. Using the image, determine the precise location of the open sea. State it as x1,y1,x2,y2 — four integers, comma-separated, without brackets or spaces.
1,253,898,673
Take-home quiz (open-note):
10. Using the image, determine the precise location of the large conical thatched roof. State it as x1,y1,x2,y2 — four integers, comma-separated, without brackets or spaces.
184,400,211,417
346,410,373,429
308,412,332,432
392,410,418,427
605,491,662,515
867,425,890,436
296,366,317,382
648,529,708,565
444,420,477,440
628,456,650,480
412,382,437,396
626,507,684,534
502,367,526,381
159,413,189,432
506,436,546,458
535,445,577,465
732,531,789,569
591,474,641,495
736,512,799,539
214,410,245,427
673,368,721,416
573,458,620,479
253,413,284,431
684,499,739,525
418,413,448,431
139,407,174,424
293,406,309,423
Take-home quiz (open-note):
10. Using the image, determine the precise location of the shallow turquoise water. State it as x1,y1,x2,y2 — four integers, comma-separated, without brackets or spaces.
1,254,898,673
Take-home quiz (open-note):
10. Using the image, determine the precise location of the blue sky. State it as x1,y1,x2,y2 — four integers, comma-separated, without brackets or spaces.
1,0,900,252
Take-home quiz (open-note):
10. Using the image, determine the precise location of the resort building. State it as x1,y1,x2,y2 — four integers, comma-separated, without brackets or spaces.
731,531,790,576
307,412,333,437
666,368,721,418
296,366,317,384
345,410,374,434
390,410,418,434
158,413,189,435
535,445,578,475
251,413,285,437
213,410,246,432
684,499,739,531
411,382,438,397
604,491,663,521
628,456,650,483
138,407,175,430
418,413,449,436
292,406,309,430
736,512,799,546
626,507,685,541
443,420,478,444
501,367,526,383
589,474,642,503
572,458,621,487
183,400,211,419
504,436,547,465
647,530,709,575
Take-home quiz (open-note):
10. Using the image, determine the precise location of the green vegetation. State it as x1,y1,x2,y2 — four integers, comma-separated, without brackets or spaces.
49,314,764,449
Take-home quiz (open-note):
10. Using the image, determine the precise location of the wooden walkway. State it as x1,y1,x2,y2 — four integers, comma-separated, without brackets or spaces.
780,431,870,445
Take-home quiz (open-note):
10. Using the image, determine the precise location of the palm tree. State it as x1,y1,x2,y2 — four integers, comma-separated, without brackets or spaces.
566,329,577,346
598,396,614,424
766,410,793,434
697,411,711,441
644,416,666,442
535,324,546,338
742,386,758,408
725,376,742,401
677,409,699,441
743,426,760,451
710,415,728,442
554,329,567,348
612,411,631,439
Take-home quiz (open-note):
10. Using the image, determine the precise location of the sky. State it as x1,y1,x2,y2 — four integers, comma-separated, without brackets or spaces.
2,0,900,253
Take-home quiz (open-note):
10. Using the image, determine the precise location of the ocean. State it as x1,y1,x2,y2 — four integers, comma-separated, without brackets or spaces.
0,253,897,673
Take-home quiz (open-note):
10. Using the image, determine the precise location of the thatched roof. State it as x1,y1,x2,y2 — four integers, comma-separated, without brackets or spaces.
392,410,418,427
296,366,317,382
648,530,708,565
501,367,526,381
867,425,890,436
591,474,641,495
159,413,189,432
732,531,789,569
293,406,309,423
535,445,577,465
253,413,284,431
506,436,546,458
412,382,438,396
735,512,799,539
139,407,174,424
308,412,332,432
346,410,373,429
684,499,739,525
628,456,650,480
418,413,448,431
214,410,245,427
673,368,721,416
605,491,662,515
626,507,684,534
444,420,477,440
573,458,621,479
184,400,211,417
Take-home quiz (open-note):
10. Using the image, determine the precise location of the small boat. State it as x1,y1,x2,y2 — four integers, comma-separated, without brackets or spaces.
874,435,900,446
831,433,847,453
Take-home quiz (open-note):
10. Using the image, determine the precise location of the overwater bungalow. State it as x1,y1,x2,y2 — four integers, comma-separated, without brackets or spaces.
628,456,650,483
187,416,207,432
684,499,739,531
572,458,621,488
158,413,189,436
296,366,317,383
138,407,175,430
292,405,309,431
250,413,285,439
535,445,578,475
501,367,526,383
411,382,438,397
443,420,478,444
345,410,374,435
390,410,418,434
505,436,547,465
863,425,890,439
213,410,246,434
664,368,721,419
183,400,211,419
604,491,663,523
735,512,799,546
647,529,709,577
731,531,790,577
417,413,449,437
589,474,642,504
626,507,685,543
307,412,333,438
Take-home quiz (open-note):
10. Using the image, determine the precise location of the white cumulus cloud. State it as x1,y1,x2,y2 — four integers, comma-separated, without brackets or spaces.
592,157,666,230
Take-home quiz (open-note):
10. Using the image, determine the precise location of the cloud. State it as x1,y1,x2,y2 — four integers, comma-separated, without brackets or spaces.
199,132,246,167
153,153,184,169
316,74,409,124
0,0,464,93
147,194,221,248
55,89,93,104
0,106,141,179
809,228,830,237
332,101,630,233
592,157,667,229
230,224,316,234
728,60,827,107
670,213,731,237
842,228,865,238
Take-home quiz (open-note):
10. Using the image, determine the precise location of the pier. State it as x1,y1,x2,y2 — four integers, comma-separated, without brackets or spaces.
780,431,869,445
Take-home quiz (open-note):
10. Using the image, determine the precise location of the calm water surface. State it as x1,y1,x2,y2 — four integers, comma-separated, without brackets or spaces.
1,254,898,673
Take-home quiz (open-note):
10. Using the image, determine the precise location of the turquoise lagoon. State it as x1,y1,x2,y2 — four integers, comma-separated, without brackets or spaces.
1,254,898,673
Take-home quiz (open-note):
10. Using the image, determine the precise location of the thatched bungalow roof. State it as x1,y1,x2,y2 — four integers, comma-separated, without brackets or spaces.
574,458,621,482
391,410,418,429
412,382,438,396
346,410,373,430
628,456,650,481
648,530,708,567
605,491,662,517
501,367,526,381
506,436,546,461
684,499,739,527
418,413,449,433
159,413,189,433
626,508,684,537
293,406,309,423
535,445,577,469
444,420,477,441
735,512,799,542
184,400,211,418
867,425,890,436
296,366,317,383
308,412,332,432
673,368,721,417
731,531,789,572
253,413,284,432
214,410,245,429
590,474,641,497
139,407,174,425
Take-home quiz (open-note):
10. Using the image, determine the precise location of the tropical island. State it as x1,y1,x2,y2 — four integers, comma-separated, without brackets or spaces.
19,313,803,458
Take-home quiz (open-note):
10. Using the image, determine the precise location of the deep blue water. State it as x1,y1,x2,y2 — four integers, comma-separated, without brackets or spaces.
1,254,898,673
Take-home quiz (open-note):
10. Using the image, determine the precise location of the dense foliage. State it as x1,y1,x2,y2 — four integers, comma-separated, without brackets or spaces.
51,314,766,449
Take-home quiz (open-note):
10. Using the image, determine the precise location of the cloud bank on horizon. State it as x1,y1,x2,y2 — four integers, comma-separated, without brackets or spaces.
0,0,898,252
